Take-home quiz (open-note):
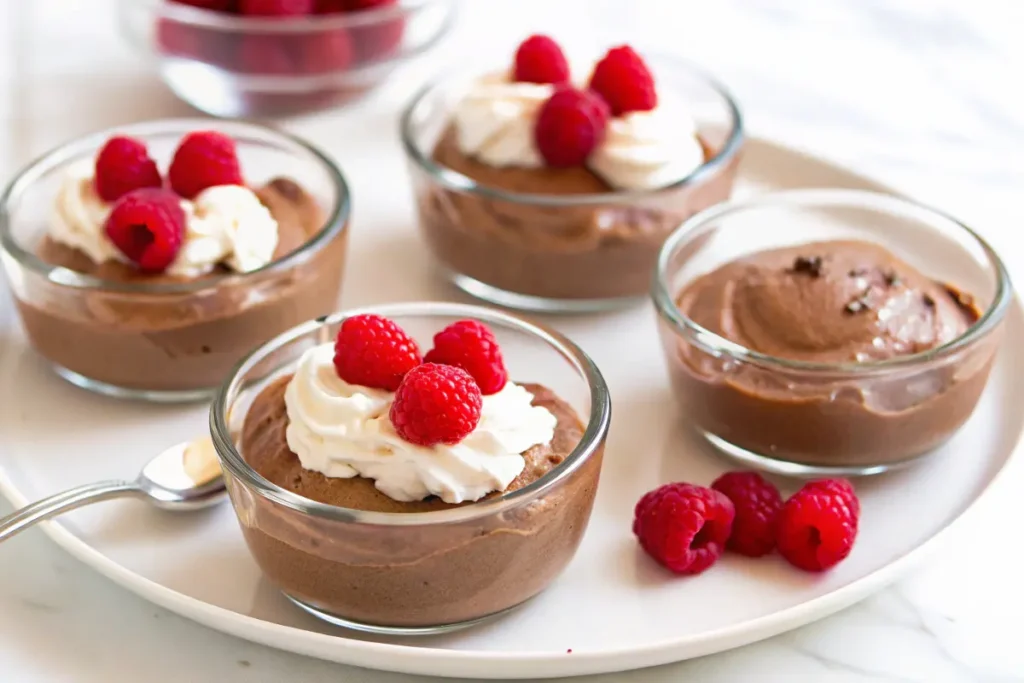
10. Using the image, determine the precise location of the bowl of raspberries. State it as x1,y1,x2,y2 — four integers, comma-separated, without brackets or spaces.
118,0,458,117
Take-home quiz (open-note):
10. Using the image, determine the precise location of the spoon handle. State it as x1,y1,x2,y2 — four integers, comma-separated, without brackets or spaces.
0,481,141,543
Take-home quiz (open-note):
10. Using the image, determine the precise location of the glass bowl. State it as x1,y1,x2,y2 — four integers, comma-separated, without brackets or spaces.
210,302,611,634
117,0,458,118
400,55,744,313
0,118,350,403
652,189,1011,476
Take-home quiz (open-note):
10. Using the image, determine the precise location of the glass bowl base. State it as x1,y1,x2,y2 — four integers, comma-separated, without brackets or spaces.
448,271,646,315
53,364,214,404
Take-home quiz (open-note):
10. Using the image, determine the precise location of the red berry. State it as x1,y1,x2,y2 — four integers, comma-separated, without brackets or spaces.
168,131,244,199
389,363,483,447
236,36,294,74
513,34,570,84
93,136,163,203
588,45,658,116
333,314,422,391
633,483,735,575
534,86,609,167
423,320,507,396
711,471,783,557
238,0,313,15
776,478,860,572
315,0,347,12
342,0,396,9
169,0,236,12
104,188,186,273
300,29,355,73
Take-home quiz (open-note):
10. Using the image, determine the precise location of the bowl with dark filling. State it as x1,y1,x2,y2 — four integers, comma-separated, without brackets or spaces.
210,302,610,633
652,189,1011,476
400,35,743,313
0,119,349,402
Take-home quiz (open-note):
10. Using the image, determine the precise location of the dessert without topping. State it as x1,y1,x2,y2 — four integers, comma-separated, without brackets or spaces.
404,34,742,309
223,311,606,628
1,121,349,400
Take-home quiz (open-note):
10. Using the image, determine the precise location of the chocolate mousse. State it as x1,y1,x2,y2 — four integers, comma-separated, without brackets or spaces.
409,37,741,305
665,240,999,467
236,376,600,627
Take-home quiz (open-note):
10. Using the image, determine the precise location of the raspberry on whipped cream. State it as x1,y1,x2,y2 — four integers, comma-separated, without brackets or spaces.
49,133,280,277
284,318,558,504
448,38,707,190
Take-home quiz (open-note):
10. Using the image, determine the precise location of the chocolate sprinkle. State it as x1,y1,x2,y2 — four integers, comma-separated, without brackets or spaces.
922,294,936,309
848,268,867,277
790,256,824,277
844,299,868,314
884,271,902,287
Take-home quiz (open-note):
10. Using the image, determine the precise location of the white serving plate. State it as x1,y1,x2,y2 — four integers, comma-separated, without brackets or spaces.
0,138,1018,680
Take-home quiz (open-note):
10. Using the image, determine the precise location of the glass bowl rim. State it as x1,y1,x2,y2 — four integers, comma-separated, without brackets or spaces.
398,53,745,207
0,117,350,295
651,187,1013,375
130,0,449,31
209,301,612,526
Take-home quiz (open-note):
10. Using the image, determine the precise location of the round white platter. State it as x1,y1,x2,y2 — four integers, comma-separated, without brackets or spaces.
0,138,1019,680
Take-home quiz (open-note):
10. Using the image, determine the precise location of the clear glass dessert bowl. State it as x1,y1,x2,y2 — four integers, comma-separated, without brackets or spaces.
400,55,744,314
652,189,1012,476
117,0,458,118
0,118,350,403
210,302,611,634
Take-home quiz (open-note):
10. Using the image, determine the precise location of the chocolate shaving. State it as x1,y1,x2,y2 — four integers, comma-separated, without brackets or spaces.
844,299,868,315
884,271,902,287
789,256,823,277
922,294,936,309
848,268,867,277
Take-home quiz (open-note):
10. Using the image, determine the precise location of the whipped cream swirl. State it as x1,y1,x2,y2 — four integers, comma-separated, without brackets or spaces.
450,71,706,190
50,165,279,277
452,73,552,168
283,344,558,504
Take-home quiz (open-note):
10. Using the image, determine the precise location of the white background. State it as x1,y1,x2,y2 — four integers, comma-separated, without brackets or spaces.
1,0,1024,681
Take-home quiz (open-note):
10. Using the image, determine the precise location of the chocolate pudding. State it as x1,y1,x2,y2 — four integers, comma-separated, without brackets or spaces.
418,126,739,302
16,178,348,393
232,376,603,627
664,240,1000,467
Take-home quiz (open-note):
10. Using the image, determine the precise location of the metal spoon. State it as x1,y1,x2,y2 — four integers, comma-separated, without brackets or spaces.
0,437,226,543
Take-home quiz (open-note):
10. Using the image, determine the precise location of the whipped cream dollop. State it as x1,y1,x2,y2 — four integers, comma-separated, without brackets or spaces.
283,344,559,504
452,73,552,168
450,71,706,190
50,165,279,276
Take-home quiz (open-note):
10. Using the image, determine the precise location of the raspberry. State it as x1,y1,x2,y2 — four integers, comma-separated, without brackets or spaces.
300,29,355,73
168,131,244,199
93,136,163,203
342,0,397,9
169,0,236,11
513,34,570,84
633,483,735,575
389,363,483,447
238,0,313,15
315,0,347,12
103,188,186,273
423,320,507,396
776,479,860,572
333,314,422,391
588,45,658,116
711,471,783,557
534,86,609,167
236,36,294,74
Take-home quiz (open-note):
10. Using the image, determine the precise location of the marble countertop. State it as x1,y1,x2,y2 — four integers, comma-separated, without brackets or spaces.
2,0,1024,681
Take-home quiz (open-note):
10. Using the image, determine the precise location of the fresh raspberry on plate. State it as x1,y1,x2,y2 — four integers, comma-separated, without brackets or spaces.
513,34,570,84
238,0,314,15
776,478,860,572
169,0,236,12
711,471,783,557
168,131,244,199
93,136,163,203
104,188,186,273
424,320,507,396
633,483,735,575
333,314,422,391
236,36,295,74
534,86,610,167
390,363,483,447
588,45,658,116
300,28,355,73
